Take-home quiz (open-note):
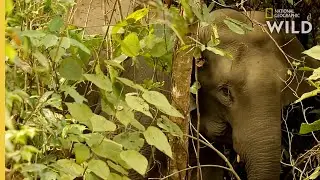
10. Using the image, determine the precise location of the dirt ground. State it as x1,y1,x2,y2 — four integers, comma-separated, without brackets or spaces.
71,0,136,35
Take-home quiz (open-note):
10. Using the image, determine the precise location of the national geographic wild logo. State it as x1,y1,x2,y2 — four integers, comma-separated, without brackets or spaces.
265,8,312,34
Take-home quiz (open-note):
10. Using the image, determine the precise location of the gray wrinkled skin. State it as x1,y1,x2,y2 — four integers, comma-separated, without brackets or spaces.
194,9,320,180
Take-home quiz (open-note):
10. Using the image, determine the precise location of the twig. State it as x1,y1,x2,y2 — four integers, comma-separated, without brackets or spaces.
186,135,241,180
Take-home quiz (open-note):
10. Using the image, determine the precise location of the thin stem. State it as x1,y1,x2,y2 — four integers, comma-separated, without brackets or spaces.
186,135,241,180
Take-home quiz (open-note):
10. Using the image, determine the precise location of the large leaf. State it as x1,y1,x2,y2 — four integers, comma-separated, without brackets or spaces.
58,57,83,80
41,34,59,49
21,164,47,172
115,105,135,127
299,119,320,134
107,173,123,180
130,118,146,131
61,85,87,103
125,95,153,118
116,77,146,92
306,166,320,180
33,50,49,69
85,135,128,168
90,114,116,132
87,159,110,180
126,8,149,21
143,126,172,158
150,41,167,57
295,89,320,103
157,115,183,138
206,46,226,57
120,150,148,175
83,74,112,92
49,16,64,32
66,103,93,129
113,132,144,151
49,47,66,62
73,143,90,164
307,67,320,80
107,161,129,176
303,45,320,60
121,33,141,57
20,30,46,38
70,38,91,54
56,159,84,177
142,91,183,118
223,19,245,34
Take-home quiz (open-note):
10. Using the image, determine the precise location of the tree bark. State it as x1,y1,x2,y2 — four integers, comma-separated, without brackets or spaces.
168,39,194,179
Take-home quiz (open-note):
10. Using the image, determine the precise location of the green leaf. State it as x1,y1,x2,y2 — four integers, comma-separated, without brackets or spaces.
83,74,112,92
40,170,59,180
85,135,128,168
113,132,144,151
49,47,66,62
150,41,167,57
107,173,123,180
126,8,149,21
143,126,173,158
226,17,253,31
66,103,93,129
105,60,125,70
60,37,71,49
294,89,320,103
307,166,320,180
112,54,128,63
56,159,84,177
157,115,183,138
206,46,225,56
121,33,141,57
299,119,320,134
73,143,90,164
115,107,134,127
130,118,146,131
116,77,146,92
62,124,87,137
90,114,116,132
142,91,184,118
21,164,47,172
107,161,129,176
125,95,153,118
49,16,64,32
190,81,201,94
61,85,87,103
87,159,110,180
70,38,91,54
41,34,59,49
223,19,245,35
120,150,148,175
20,30,46,38
59,57,83,80
307,68,320,81
303,45,320,60
287,0,293,5
84,172,100,180
33,50,49,69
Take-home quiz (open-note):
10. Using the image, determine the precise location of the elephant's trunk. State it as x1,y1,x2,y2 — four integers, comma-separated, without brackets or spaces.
232,94,281,180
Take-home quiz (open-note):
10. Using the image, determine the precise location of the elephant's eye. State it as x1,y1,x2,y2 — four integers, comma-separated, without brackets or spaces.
217,85,233,106
220,86,231,97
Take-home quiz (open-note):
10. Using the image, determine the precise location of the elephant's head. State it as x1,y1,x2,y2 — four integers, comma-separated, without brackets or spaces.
197,9,315,180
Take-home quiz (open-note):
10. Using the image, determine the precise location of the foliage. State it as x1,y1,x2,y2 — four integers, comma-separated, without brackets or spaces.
5,0,186,179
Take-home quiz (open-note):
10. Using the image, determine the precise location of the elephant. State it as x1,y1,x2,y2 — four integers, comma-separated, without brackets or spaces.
191,8,320,180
